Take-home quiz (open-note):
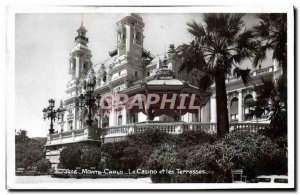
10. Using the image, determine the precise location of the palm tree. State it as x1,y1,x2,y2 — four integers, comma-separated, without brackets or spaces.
16,129,29,142
253,14,287,77
245,75,287,136
177,14,256,137
253,13,287,112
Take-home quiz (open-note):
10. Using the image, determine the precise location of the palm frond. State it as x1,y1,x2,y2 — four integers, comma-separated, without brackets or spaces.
198,74,213,92
187,20,206,38
232,67,251,85
252,42,272,68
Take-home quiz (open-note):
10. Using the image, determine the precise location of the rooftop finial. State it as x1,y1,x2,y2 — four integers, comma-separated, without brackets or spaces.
77,14,87,34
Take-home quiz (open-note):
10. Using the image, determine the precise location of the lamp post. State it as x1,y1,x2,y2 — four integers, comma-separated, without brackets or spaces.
78,80,101,126
43,99,64,134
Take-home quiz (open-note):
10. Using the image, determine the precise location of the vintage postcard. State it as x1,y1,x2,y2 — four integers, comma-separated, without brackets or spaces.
6,5,295,190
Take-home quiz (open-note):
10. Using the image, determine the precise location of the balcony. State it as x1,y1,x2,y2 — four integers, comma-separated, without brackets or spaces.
45,126,101,146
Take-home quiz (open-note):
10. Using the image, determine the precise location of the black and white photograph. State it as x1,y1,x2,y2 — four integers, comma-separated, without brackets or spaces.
5,5,295,190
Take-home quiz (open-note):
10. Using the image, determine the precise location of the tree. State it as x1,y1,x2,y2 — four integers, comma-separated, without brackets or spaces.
15,137,46,169
253,14,287,78
253,13,287,112
177,14,256,137
245,75,287,136
15,129,29,142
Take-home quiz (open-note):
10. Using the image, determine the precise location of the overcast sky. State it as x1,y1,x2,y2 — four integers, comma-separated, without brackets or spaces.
15,13,272,137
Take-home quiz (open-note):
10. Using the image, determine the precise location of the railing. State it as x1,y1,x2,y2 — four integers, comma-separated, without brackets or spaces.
135,122,184,134
254,66,273,75
47,127,89,145
229,122,270,133
184,122,217,134
47,122,270,145
103,122,269,137
225,66,274,83
104,124,132,136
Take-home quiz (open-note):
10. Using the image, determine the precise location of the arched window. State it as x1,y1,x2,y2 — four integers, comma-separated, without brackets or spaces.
117,31,121,42
244,94,254,119
103,71,107,83
230,97,239,121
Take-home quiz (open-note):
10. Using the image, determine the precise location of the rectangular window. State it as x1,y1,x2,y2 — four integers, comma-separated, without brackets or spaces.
132,113,138,123
118,115,123,126
135,71,138,77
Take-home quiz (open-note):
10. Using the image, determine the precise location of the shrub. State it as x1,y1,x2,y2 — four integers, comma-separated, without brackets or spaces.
146,144,179,183
225,131,287,178
183,141,233,183
60,143,82,169
123,129,176,169
80,145,102,169
176,130,216,148
258,138,287,175
32,159,51,173
99,140,129,171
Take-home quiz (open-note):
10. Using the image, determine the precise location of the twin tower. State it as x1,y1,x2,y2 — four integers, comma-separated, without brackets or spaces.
68,13,145,82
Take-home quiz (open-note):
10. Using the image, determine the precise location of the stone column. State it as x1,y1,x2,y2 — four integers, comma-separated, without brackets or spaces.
122,108,127,125
238,90,243,122
200,106,204,122
125,25,131,53
227,93,231,122
98,109,102,128
210,96,217,122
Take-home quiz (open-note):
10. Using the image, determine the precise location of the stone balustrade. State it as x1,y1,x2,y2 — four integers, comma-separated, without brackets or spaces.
102,122,269,138
46,126,100,146
46,122,270,145
229,122,270,133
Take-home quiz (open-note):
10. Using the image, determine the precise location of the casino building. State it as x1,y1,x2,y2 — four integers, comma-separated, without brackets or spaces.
45,13,279,168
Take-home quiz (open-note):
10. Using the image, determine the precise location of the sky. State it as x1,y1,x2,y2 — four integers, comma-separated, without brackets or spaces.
15,13,272,137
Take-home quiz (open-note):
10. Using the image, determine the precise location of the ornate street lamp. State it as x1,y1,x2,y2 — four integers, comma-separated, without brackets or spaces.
43,99,65,134
78,69,101,126
78,84,101,126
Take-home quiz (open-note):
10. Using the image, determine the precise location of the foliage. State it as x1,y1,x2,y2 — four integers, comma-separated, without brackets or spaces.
60,143,83,169
146,144,179,183
122,129,176,169
258,137,287,175
15,136,46,169
177,14,257,137
32,159,51,173
80,144,102,169
253,14,287,76
245,76,287,136
99,140,129,171
146,144,178,171
183,142,233,183
176,130,216,148
225,131,287,178
15,129,30,143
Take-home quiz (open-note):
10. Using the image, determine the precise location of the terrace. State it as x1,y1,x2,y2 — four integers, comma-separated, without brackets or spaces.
46,121,270,146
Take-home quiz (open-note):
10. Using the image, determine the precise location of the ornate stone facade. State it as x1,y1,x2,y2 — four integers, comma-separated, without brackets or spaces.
45,13,277,168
